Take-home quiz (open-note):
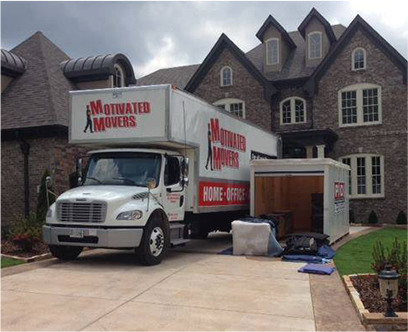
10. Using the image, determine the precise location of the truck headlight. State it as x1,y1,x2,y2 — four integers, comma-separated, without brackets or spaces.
116,210,143,220
46,208,52,218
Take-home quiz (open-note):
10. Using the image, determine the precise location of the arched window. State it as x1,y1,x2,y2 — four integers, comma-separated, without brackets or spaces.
112,63,125,88
308,32,322,59
340,154,384,198
279,97,306,125
266,38,279,65
352,48,366,70
220,66,232,86
213,98,245,118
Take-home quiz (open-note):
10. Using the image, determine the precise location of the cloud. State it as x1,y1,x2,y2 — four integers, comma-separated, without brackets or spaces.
1,1,407,78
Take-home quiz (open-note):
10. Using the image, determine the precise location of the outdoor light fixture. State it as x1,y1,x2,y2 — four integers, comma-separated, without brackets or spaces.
378,264,400,317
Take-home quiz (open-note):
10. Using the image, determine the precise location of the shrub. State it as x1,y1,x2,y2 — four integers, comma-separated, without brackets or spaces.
349,209,355,224
396,211,407,225
7,213,42,252
368,211,379,224
37,170,55,223
372,237,407,294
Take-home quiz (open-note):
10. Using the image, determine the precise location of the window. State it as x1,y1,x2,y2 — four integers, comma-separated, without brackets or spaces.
213,98,245,118
308,32,322,59
164,157,180,186
112,64,125,88
338,84,382,127
279,97,306,125
352,48,366,70
220,66,232,86
266,38,279,65
340,154,384,198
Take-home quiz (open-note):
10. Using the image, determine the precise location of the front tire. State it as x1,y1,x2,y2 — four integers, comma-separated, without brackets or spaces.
136,214,170,266
49,245,83,260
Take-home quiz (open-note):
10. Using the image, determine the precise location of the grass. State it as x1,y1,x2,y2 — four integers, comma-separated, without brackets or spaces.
334,227,407,276
1,256,25,269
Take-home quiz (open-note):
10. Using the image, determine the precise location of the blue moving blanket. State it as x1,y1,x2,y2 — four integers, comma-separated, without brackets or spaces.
318,245,336,259
298,263,336,275
282,255,328,264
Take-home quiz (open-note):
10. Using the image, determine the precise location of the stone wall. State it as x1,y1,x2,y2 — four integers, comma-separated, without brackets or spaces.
313,28,407,223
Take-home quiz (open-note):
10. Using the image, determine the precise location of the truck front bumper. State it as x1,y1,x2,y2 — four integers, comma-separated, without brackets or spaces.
43,225,143,248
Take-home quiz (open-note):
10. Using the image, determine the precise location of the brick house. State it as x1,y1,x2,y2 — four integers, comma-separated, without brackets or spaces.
1,31,136,227
138,9,407,223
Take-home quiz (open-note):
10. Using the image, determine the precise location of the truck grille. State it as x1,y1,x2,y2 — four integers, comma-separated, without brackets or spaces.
57,201,107,223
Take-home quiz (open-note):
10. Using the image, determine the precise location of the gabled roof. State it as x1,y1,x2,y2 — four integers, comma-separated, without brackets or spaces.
185,33,276,96
304,15,408,96
298,8,337,44
137,64,199,89
1,31,76,131
61,54,136,85
256,15,297,49
1,49,27,77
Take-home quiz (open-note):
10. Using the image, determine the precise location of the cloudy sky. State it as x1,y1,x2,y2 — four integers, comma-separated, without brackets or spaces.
1,1,407,78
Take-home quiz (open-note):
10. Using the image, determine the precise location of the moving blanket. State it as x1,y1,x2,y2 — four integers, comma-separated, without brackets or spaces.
298,264,336,275
282,254,329,264
232,220,283,257
317,244,336,259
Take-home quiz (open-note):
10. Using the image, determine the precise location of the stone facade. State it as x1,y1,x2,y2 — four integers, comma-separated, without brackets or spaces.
194,48,271,132
1,137,86,226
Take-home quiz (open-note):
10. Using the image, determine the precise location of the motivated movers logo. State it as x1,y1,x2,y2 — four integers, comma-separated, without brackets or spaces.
205,118,246,171
83,99,151,133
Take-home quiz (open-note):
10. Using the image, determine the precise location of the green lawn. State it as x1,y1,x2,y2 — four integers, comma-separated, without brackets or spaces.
1,257,25,269
334,227,407,276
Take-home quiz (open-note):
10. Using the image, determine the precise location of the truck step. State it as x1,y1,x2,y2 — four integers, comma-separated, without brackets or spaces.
171,239,190,247
169,223,185,230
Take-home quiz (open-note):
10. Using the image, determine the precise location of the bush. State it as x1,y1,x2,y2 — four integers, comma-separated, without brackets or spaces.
349,209,355,224
396,211,407,225
372,237,407,294
368,211,379,224
37,170,55,223
7,213,42,252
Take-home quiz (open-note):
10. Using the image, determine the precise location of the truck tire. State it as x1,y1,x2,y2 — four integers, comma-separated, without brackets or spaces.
136,214,170,266
49,245,83,260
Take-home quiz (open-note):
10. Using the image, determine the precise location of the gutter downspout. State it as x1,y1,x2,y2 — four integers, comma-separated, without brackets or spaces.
18,136,30,218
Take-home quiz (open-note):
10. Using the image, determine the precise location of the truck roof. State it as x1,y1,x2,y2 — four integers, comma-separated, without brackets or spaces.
88,148,179,156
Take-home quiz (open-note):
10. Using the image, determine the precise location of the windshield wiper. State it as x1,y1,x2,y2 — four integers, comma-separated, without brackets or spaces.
85,176,102,184
112,177,137,185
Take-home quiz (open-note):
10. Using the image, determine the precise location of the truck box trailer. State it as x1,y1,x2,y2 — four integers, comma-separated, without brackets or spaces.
250,158,350,244
43,84,278,265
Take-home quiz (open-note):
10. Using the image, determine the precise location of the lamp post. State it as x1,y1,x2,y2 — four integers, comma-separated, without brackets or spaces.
378,264,400,317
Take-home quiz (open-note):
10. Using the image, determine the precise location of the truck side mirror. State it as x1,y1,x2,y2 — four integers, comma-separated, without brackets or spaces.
77,158,83,178
45,176,52,188
182,158,189,177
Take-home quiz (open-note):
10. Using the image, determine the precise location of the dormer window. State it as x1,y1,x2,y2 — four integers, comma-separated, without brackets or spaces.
220,66,232,86
112,63,125,88
266,38,279,65
352,48,366,70
308,32,322,59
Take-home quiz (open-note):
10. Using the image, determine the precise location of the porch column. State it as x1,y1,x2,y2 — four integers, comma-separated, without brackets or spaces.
306,146,314,159
317,144,326,158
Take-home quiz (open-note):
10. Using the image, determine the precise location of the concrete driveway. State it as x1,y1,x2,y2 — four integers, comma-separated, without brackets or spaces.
1,239,315,331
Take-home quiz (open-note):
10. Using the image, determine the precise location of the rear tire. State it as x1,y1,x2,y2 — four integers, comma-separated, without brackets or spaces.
49,245,83,260
136,214,170,266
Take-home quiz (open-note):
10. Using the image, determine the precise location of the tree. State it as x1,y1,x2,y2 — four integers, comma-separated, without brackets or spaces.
396,211,407,225
368,210,379,224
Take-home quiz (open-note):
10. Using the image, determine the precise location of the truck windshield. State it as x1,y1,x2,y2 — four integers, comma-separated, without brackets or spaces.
82,152,162,187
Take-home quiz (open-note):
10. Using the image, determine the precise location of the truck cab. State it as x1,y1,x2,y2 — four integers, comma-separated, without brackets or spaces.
43,148,189,265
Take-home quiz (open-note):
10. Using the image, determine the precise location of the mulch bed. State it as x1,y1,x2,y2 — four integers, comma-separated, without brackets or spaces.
1,240,49,258
351,274,407,313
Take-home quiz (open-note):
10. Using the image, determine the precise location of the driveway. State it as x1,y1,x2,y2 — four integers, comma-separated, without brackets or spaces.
1,244,315,331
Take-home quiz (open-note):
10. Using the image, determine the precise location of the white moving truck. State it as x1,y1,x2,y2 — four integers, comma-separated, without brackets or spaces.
43,85,278,265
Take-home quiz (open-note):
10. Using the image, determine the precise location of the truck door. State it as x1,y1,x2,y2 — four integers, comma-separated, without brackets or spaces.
163,156,185,222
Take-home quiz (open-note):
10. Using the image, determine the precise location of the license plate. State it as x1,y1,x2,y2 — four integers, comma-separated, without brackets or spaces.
70,229,84,238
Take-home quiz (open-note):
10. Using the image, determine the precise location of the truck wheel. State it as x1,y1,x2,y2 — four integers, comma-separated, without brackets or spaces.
136,214,169,266
49,245,83,260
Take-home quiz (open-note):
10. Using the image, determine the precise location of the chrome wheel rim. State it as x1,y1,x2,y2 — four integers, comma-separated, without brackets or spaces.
149,227,164,257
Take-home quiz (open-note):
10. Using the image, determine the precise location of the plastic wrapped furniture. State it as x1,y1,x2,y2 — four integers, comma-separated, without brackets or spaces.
232,220,283,257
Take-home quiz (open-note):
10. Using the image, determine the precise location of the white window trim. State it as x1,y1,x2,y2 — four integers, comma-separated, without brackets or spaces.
352,47,367,71
308,31,323,60
338,83,382,128
266,38,279,65
279,97,307,125
340,154,385,199
213,98,246,119
220,66,233,87
111,63,125,88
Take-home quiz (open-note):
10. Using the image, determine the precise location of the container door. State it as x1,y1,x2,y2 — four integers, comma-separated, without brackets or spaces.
163,156,186,222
